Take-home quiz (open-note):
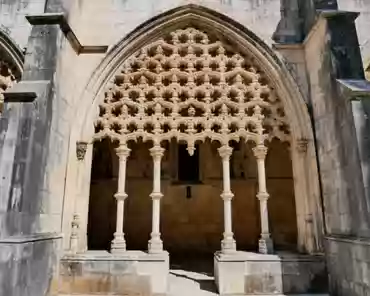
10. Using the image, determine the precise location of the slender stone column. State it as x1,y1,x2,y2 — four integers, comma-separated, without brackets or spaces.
218,145,236,253
253,144,273,254
111,144,131,253
148,145,165,254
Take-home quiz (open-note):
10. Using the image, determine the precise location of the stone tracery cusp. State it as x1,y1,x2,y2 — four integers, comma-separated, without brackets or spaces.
94,27,291,153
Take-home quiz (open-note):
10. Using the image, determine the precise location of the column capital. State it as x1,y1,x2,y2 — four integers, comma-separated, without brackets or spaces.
150,146,165,160
253,145,268,160
257,192,269,201
221,192,234,201
116,145,131,158
114,193,128,201
218,145,233,160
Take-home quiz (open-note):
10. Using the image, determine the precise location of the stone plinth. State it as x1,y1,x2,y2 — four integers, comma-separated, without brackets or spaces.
59,250,169,295
214,251,327,295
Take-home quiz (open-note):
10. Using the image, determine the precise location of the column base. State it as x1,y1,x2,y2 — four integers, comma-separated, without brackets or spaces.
111,238,126,254
148,237,163,254
258,237,273,254
221,238,237,254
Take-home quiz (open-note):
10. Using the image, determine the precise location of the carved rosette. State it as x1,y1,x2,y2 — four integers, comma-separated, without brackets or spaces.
94,27,291,151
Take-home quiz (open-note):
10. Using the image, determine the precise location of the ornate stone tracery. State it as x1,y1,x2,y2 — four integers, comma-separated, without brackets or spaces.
94,27,291,152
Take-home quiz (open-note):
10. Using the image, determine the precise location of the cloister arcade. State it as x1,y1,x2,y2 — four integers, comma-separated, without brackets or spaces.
68,25,323,258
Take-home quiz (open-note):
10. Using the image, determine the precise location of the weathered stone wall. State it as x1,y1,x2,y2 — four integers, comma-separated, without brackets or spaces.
0,1,72,296
0,0,46,48
68,0,282,48
337,0,370,65
305,13,369,237
0,234,61,296
303,10,370,296
326,237,370,295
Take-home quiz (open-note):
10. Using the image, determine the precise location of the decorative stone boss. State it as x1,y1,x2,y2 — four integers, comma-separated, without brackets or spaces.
93,27,291,254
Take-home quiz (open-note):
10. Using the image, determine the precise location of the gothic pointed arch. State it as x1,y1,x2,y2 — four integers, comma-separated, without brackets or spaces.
63,4,324,254
0,29,24,112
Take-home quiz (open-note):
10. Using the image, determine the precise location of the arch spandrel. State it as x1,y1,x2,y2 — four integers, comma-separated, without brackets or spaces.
74,5,313,146
94,27,291,153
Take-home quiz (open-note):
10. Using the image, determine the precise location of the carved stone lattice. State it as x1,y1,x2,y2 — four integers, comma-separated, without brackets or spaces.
95,28,291,154
0,61,16,112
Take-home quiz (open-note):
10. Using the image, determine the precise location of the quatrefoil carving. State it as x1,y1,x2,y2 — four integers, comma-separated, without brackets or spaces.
95,27,291,154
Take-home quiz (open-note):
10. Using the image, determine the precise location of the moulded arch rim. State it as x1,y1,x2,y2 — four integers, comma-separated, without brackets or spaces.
73,4,314,145
0,29,24,75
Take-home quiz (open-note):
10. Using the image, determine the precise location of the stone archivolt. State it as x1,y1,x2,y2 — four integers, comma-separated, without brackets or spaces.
0,61,16,112
95,27,291,153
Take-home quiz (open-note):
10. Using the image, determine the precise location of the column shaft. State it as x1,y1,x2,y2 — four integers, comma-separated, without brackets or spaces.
148,146,165,254
253,145,273,254
218,145,236,254
111,145,130,253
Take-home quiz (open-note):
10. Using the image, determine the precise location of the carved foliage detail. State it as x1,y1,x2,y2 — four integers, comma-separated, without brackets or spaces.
95,28,291,154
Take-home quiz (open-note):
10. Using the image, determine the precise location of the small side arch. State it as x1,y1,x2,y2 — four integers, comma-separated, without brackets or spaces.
0,29,23,76
0,29,24,109
62,4,324,254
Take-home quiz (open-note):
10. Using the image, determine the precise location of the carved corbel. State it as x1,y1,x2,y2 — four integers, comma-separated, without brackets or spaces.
296,138,309,153
76,141,88,161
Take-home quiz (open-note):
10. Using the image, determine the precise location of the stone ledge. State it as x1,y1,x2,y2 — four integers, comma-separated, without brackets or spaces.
3,80,50,102
0,232,62,244
337,79,370,99
215,251,324,262
25,13,108,55
318,10,360,21
62,250,169,262
326,235,370,246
